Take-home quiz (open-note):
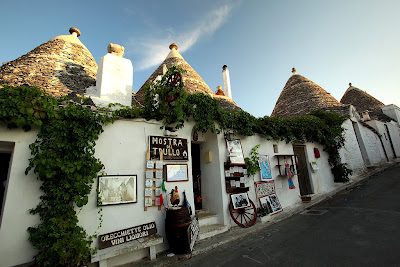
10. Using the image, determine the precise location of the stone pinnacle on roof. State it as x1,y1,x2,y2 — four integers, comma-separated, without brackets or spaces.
340,84,384,112
271,74,343,118
69,27,81,37
169,43,178,50
134,43,216,105
0,27,97,96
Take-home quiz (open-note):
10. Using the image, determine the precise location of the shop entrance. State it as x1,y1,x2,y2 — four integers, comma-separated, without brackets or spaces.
293,145,313,196
191,143,202,210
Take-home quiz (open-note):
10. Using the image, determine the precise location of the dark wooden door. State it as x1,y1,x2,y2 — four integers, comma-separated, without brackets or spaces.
293,146,313,196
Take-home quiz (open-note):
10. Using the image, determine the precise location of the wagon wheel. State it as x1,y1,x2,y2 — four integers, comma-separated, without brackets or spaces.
165,72,182,102
229,198,257,228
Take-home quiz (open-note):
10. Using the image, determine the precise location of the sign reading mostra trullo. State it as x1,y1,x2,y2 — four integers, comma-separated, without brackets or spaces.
98,222,157,249
149,135,188,160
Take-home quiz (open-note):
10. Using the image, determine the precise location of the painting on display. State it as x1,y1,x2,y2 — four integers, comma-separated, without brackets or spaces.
258,154,272,180
259,194,282,215
255,181,276,199
165,164,188,182
226,139,245,165
98,175,137,206
230,193,251,210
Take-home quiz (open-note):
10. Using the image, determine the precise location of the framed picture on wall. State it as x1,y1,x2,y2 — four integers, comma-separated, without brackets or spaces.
226,139,245,165
258,154,272,180
98,175,137,206
259,193,282,215
230,193,251,210
165,164,188,182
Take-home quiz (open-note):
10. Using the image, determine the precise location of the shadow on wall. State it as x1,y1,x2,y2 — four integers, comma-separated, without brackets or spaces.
54,62,96,95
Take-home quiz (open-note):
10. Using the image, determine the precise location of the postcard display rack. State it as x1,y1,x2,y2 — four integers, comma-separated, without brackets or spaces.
144,151,163,211
224,163,250,193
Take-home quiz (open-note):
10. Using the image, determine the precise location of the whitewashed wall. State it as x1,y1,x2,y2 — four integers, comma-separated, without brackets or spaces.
78,119,197,266
1,115,397,267
0,124,40,267
357,121,387,166
386,122,400,157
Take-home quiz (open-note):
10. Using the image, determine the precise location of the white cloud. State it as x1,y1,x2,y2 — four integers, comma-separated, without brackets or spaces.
126,4,233,71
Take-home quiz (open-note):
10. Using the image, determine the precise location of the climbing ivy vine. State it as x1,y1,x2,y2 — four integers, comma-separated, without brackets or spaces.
0,66,351,266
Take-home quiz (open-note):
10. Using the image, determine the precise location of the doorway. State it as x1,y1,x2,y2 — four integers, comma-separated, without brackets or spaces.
293,145,313,196
1,153,11,219
191,143,202,210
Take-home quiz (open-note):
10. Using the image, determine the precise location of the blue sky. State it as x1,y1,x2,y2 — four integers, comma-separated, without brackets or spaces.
1,0,400,117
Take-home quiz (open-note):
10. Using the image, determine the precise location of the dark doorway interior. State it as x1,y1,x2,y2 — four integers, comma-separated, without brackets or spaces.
191,143,202,210
1,153,11,218
293,146,313,196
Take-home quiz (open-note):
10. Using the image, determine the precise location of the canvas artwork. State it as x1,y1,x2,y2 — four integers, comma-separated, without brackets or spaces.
98,175,137,206
259,193,282,215
231,193,251,209
259,155,272,180
255,181,275,198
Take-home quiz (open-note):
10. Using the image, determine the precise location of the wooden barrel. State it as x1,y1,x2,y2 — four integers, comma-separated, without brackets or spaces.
165,207,191,254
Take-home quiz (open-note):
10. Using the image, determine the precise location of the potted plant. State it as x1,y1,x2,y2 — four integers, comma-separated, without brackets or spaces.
300,195,313,203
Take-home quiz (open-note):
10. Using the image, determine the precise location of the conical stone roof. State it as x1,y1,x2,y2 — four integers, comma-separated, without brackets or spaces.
0,27,97,96
134,43,216,106
340,85,384,112
271,74,343,118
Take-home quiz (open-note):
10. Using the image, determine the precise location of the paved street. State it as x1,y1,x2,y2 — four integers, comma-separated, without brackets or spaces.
177,163,400,267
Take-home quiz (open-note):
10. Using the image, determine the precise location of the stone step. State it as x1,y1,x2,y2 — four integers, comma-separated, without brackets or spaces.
197,224,229,241
196,211,219,227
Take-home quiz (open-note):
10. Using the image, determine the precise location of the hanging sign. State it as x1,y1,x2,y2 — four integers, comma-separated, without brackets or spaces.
98,222,157,249
149,136,188,161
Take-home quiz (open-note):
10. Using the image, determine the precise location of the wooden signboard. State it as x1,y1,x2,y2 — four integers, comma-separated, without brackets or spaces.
149,136,188,161
98,222,157,249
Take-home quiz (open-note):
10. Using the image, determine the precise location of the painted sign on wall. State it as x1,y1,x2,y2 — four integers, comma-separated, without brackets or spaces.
149,136,188,160
98,222,157,249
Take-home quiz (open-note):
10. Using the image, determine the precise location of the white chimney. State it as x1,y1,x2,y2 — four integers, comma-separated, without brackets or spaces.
361,111,371,121
86,43,133,107
222,65,232,98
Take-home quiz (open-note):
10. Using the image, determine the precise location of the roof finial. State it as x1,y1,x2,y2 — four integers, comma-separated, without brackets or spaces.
169,43,178,50
349,82,352,87
216,86,225,96
69,27,81,37
292,67,296,74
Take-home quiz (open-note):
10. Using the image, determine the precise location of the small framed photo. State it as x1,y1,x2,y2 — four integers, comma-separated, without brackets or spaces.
145,179,153,188
155,170,163,178
230,193,251,210
146,170,153,178
98,175,137,206
155,161,163,169
146,160,155,169
259,193,282,215
165,164,188,182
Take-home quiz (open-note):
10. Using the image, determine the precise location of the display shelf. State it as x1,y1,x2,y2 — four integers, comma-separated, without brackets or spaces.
224,162,248,193
275,154,297,176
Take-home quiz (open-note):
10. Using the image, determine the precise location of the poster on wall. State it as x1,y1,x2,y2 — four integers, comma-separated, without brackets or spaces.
255,181,275,198
226,139,245,165
258,154,272,180
98,175,137,206
259,194,282,215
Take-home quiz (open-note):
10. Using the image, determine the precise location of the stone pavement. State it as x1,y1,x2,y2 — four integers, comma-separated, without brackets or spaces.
126,160,400,267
